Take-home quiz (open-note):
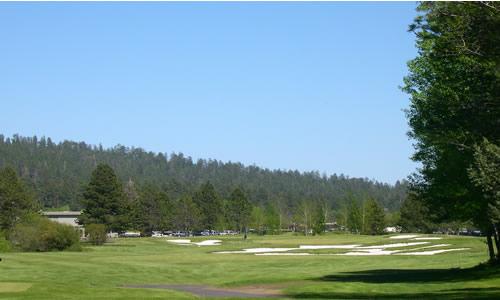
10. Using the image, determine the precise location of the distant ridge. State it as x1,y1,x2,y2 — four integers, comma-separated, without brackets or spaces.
0,134,407,210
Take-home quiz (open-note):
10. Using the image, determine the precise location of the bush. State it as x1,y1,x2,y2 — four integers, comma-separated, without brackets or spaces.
0,231,11,252
9,215,80,251
85,224,107,245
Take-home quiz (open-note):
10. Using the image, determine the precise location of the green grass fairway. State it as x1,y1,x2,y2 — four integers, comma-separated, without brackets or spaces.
0,233,499,299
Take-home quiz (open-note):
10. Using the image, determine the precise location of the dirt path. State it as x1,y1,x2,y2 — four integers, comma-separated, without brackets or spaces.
124,284,282,298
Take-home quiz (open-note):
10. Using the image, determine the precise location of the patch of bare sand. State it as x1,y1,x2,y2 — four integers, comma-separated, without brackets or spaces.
0,282,32,293
396,248,470,255
124,283,284,298
389,234,418,239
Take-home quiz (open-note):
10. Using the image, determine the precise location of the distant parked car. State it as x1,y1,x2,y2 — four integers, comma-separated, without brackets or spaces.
107,232,119,238
201,230,219,236
172,231,188,237
121,231,141,238
151,231,164,238
221,230,238,235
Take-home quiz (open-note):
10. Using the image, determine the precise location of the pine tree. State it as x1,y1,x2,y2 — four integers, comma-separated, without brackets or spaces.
347,200,362,234
137,183,172,234
226,187,252,238
312,203,326,235
193,181,221,230
363,198,385,235
398,195,435,233
173,195,200,232
79,164,128,232
0,167,35,230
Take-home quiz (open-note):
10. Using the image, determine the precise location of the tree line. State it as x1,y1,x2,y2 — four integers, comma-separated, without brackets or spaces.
0,134,407,213
78,163,389,236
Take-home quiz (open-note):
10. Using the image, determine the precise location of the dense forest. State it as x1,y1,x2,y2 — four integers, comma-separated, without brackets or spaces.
0,134,407,212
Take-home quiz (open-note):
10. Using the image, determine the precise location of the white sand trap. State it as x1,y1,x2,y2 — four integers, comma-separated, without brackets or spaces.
339,249,400,256
255,252,312,256
413,237,443,240
194,240,221,246
167,239,192,244
215,248,298,254
167,239,222,246
397,248,469,256
299,245,361,250
407,244,451,251
389,235,418,239
356,242,428,249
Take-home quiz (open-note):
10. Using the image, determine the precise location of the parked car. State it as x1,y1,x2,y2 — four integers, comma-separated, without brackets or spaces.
120,231,141,238
172,231,188,237
151,231,164,238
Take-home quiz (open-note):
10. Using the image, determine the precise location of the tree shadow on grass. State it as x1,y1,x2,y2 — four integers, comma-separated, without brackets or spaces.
287,265,500,299
318,265,500,284
289,288,500,299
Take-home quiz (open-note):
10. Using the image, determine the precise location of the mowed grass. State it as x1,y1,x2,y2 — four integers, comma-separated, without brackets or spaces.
0,233,499,299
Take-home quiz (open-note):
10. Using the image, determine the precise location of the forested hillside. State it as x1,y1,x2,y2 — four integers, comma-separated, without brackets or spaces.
0,134,407,211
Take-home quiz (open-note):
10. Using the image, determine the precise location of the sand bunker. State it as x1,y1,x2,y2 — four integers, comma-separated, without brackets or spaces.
216,244,360,254
167,239,191,244
407,244,451,251
167,239,221,246
299,245,360,250
194,240,222,246
397,248,469,255
255,253,312,256
161,234,465,257
339,249,399,256
355,242,429,249
389,234,418,239
216,248,297,254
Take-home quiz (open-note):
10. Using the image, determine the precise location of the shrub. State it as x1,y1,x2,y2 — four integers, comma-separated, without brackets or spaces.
0,231,11,252
9,215,80,251
85,224,107,245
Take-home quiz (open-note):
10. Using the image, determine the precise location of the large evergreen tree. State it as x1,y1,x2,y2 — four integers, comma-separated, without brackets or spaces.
0,167,35,230
226,187,252,238
193,181,221,230
173,195,200,232
362,198,385,235
137,183,172,234
80,164,128,232
346,200,362,234
398,194,435,233
403,2,500,260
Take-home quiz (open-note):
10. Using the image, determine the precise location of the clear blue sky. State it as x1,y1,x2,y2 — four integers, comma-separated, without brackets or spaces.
0,2,419,184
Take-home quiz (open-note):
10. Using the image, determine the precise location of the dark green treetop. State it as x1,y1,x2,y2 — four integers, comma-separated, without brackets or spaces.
80,164,128,232
362,198,385,235
0,167,36,230
193,181,222,230
226,187,252,233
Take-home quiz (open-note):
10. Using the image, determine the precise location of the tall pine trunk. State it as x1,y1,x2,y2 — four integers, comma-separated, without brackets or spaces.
486,234,495,261
493,224,500,259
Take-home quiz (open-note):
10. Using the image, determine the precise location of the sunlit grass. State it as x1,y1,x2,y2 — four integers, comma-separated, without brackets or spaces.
0,233,498,299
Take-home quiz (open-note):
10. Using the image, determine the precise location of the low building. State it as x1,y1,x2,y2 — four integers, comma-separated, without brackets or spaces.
42,211,85,237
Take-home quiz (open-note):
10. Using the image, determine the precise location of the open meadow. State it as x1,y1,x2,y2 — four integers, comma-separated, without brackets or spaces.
1,233,499,299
